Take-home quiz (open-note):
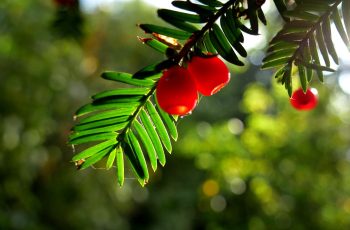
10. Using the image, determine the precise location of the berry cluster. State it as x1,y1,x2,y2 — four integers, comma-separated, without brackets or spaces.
156,55,319,115
156,55,230,115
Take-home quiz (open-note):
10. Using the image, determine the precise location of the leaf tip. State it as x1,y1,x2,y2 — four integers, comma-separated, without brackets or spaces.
159,158,166,167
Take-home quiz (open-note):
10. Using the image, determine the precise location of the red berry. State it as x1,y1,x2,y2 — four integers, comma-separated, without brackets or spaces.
156,66,198,115
188,55,230,96
290,88,318,110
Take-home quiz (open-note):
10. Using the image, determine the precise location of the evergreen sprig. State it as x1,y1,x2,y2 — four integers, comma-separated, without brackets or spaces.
69,0,267,186
265,0,349,95
70,0,350,186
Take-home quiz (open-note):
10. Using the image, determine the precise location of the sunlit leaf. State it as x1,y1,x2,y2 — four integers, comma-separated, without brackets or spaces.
69,123,128,141
72,138,117,162
263,49,295,64
116,146,124,186
155,96,178,141
134,120,158,171
123,140,146,182
139,24,192,40
261,57,291,69
271,32,307,44
277,20,314,35
126,131,149,181
139,110,166,166
138,37,169,54
69,132,118,145
80,145,116,170
77,108,134,124
75,102,139,117
106,147,116,170
73,116,130,132
146,101,172,153
102,72,154,87
92,95,145,105
267,41,298,52
92,88,149,101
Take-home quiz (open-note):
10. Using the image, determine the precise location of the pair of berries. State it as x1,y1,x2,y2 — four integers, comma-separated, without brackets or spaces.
156,55,230,115
290,88,318,110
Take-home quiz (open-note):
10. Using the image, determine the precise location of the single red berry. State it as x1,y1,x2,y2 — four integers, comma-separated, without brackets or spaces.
53,0,76,7
187,55,230,96
290,88,318,110
156,66,198,115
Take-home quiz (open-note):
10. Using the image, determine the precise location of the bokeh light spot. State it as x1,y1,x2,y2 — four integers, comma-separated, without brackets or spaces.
227,118,244,135
210,195,226,212
202,179,219,197
196,122,212,138
230,177,246,195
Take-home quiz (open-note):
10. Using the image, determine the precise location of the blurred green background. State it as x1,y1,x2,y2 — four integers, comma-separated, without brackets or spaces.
1,0,350,229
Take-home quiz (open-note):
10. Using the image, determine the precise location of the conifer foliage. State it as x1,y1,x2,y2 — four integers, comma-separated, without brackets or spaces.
69,0,350,186
263,0,350,95
51,0,83,39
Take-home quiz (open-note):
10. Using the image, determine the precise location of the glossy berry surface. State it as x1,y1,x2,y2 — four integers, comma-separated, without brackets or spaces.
156,66,198,115
188,55,230,96
290,88,318,110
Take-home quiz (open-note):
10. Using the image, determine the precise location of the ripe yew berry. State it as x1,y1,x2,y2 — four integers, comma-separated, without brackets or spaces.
290,88,318,110
188,55,230,96
156,66,198,115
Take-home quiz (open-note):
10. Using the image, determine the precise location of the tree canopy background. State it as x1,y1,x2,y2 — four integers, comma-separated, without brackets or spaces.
1,0,350,229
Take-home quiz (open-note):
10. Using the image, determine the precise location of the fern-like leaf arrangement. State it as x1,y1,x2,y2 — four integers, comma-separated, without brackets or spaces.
264,0,350,95
69,0,350,186
69,0,267,186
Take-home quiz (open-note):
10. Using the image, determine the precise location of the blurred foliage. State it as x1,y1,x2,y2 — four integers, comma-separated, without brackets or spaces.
178,82,350,229
1,0,350,229
51,0,84,40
